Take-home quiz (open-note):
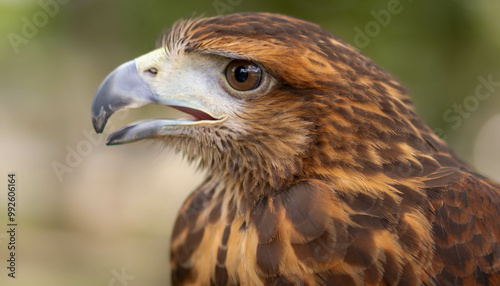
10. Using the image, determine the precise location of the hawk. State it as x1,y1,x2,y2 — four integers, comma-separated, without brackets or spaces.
91,13,500,285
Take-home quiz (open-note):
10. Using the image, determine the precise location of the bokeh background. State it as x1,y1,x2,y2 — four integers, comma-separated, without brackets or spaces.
1,0,500,285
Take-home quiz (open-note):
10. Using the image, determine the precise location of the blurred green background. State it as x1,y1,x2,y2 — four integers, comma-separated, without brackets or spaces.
1,0,499,285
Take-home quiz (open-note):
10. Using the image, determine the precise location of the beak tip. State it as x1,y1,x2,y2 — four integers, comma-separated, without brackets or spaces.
94,127,104,134
92,116,107,134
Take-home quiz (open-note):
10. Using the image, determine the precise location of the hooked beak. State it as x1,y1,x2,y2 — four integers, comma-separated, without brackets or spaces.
91,53,225,145
91,60,155,134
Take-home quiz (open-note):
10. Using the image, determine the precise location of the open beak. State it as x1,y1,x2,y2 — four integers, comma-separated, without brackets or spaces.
91,52,224,145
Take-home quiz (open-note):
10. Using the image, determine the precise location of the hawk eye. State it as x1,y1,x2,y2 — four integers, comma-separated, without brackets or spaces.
225,60,262,91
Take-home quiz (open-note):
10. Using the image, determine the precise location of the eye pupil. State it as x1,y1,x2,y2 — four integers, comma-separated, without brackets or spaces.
234,66,249,83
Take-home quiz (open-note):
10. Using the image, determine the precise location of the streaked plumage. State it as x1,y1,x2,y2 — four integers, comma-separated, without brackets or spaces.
91,13,500,285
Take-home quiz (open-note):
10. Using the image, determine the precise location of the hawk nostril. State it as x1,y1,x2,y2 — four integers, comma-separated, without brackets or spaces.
145,67,158,76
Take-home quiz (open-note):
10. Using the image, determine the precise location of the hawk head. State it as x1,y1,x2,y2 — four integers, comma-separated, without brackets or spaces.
92,12,449,202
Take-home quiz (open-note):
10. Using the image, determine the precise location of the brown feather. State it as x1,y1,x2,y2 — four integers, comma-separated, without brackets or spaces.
153,13,500,285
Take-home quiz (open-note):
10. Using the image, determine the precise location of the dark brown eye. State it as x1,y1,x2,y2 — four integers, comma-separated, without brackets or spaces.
225,60,262,91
